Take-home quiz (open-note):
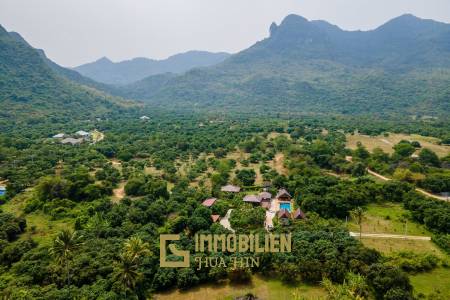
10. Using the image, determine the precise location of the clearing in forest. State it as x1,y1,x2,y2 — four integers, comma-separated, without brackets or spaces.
346,133,450,157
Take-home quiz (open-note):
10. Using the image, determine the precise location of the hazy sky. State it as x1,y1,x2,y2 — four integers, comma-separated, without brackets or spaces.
1,0,450,67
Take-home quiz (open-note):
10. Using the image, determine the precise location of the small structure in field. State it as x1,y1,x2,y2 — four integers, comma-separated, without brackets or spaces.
140,116,150,121
61,138,83,145
221,184,241,193
52,133,65,139
211,215,221,223
76,130,90,137
202,198,217,207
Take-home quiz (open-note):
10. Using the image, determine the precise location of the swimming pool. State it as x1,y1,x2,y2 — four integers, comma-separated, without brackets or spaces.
280,202,291,212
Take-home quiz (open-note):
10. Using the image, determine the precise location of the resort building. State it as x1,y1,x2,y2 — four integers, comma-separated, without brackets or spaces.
243,194,261,206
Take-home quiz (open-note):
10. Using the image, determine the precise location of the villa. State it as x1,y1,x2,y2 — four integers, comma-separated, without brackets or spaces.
276,188,292,212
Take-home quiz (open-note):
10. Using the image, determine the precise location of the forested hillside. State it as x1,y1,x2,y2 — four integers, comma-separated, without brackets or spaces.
0,25,135,128
122,14,450,117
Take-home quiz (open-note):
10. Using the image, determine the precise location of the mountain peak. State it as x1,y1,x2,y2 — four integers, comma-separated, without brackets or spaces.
96,56,112,64
281,14,309,25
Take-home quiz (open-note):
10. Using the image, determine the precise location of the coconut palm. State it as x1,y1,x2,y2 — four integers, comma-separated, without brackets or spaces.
113,253,142,290
49,229,83,287
350,207,365,240
123,236,151,262
114,237,152,294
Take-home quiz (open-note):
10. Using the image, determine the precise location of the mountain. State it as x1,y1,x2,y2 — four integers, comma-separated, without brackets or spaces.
122,14,450,117
0,25,134,127
74,51,231,85
8,31,117,94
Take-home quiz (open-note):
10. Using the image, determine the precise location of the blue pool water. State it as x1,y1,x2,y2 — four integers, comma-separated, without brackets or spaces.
280,202,291,212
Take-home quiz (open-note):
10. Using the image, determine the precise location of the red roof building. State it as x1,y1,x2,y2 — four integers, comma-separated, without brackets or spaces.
211,215,221,222
293,208,306,219
277,209,291,219
202,198,217,207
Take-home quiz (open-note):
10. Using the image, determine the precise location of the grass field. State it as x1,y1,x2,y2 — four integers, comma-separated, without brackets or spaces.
155,275,326,300
347,203,431,237
360,238,446,257
2,192,73,245
346,133,450,157
410,267,450,298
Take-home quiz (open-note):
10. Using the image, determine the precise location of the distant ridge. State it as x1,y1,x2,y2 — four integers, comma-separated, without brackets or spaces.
74,51,231,85
120,14,450,117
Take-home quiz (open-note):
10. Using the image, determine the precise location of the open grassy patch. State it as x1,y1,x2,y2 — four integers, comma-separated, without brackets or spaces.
347,202,432,236
3,198,73,246
410,267,450,298
360,238,446,258
155,275,326,300
346,133,450,157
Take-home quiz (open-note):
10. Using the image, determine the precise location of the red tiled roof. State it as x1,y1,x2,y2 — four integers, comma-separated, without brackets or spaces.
243,194,261,203
277,209,291,219
211,215,221,222
293,208,306,219
202,198,217,207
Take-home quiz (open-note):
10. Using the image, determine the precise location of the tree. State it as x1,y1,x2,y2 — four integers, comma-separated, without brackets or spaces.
123,236,152,261
114,237,151,294
418,148,440,167
113,252,142,291
350,207,365,240
393,142,415,158
235,169,256,186
50,229,83,287
354,143,370,160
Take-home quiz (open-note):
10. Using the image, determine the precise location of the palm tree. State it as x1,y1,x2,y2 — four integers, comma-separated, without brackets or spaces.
113,253,142,291
113,237,152,294
350,207,365,240
50,229,83,287
123,236,151,262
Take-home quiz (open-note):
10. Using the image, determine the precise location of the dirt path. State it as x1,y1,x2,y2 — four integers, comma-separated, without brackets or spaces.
112,181,126,203
350,232,431,241
348,156,448,202
271,153,287,175
220,209,234,232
